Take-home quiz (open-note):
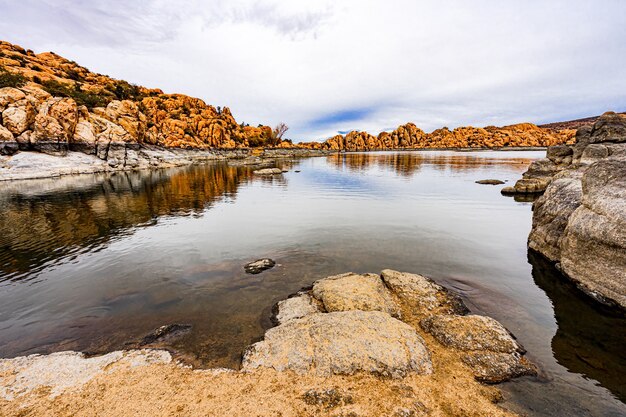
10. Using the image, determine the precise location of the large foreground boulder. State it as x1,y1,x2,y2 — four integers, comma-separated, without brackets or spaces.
245,270,535,384
559,157,626,307
523,112,626,309
242,310,433,378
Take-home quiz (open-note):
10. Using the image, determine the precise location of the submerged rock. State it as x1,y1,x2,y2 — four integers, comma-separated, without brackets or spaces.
242,310,433,378
139,323,192,346
244,258,276,274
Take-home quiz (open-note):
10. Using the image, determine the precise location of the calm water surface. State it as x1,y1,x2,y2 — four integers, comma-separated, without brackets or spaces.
0,151,624,416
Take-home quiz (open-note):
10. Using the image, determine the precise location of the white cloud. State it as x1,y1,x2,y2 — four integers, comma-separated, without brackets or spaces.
1,0,625,141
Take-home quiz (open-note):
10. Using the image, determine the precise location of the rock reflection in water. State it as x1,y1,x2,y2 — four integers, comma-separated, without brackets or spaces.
0,164,256,281
327,151,532,176
528,250,626,402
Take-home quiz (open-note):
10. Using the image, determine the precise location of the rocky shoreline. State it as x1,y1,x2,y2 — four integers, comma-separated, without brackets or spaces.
504,112,626,310
0,145,546,182
0,147,333,181
1,270,535,416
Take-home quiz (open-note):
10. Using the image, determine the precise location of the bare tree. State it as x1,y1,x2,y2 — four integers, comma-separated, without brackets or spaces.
272,123,289,144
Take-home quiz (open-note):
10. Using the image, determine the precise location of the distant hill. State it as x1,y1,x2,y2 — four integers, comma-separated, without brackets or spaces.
539,112,626,131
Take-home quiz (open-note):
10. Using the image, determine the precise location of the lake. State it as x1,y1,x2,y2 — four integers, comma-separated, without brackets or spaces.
0,151,624,416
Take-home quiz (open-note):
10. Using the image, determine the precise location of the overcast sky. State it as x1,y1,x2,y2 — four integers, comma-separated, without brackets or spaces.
1,0,625,141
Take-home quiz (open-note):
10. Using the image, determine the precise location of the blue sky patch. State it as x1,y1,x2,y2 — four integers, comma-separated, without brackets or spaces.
308,107,375,128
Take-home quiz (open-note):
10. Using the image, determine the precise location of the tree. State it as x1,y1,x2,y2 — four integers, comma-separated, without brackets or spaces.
271,123,289,145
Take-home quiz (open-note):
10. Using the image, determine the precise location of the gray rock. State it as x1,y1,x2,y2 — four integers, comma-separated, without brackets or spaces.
514,112,626,310
500,186,516,195
528,171,583,261
0,350,171,400
242,311,433,377
274,293,321,324
244,258,276,274
589,111,626,143
580,144,609,165
546,144,573,163
559,156,626,308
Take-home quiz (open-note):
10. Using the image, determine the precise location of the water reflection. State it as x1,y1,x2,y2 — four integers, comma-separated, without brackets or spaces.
529,250,626,402
0,164,256,281
0,151,623,415
327,151,532,176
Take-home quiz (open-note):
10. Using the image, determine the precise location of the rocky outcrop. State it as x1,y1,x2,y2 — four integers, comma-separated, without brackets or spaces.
314,122,575,151
243,270,535,383
501,146,572,194
0,41,284,155
0,270,535,416
519,112,626,309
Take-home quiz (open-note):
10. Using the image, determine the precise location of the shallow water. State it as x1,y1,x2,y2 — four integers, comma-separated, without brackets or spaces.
0,151,624,416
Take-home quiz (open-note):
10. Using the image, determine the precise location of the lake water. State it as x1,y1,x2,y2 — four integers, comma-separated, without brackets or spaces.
0,151,624,416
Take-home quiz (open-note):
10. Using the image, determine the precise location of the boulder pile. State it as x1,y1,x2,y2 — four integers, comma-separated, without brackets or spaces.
243,270,536,383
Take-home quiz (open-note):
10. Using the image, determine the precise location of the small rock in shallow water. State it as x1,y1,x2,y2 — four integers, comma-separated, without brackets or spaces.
475,179,505,185
139,324,192,346
244,258,276,274
253,167,283,175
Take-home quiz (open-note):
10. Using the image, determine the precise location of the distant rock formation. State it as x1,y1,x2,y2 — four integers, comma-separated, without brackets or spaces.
539,112,626,131
302,122,575,151
515,112,626,309
0,39,581,160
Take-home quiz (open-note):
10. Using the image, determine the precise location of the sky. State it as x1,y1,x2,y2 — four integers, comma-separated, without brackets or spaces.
1,0,625,142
